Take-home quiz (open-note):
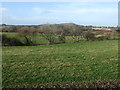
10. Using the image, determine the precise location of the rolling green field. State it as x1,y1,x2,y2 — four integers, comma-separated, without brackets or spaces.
2,40,118,88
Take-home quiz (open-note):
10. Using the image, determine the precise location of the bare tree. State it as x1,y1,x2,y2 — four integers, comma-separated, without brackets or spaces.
17,26,37,45
39,25,57,44
29,27,38,43
70,25,84,42
56,26,66,43
63,24,84,42
83,30,96,41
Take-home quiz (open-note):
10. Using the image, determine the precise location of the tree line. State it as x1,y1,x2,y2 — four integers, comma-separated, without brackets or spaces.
1,23,118,46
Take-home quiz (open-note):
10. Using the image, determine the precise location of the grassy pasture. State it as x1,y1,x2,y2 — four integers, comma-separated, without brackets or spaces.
2,40,118,88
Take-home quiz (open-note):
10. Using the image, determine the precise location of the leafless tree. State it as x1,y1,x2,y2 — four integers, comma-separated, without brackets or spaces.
17,26,37,45
39,25,57,44
56,26,66,43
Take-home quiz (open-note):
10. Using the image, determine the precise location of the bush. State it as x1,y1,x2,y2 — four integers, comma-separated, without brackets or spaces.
58,35,65,43
17,26,37,45
84,31,96,41
2,34,24,46
23,36,33,46
9,37,24,46
2,34,10,46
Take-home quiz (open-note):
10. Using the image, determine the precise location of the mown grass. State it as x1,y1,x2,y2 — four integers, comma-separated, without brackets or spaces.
2,40,118,88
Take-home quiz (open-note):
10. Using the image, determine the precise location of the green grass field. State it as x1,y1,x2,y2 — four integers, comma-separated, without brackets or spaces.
2,40,118,88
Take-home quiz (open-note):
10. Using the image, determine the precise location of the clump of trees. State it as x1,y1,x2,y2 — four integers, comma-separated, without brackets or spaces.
1,26,37,46
39,25,58,44
1,23,119,46
17,26,37,45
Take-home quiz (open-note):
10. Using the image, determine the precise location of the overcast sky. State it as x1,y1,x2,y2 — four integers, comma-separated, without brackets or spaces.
0,2,118,26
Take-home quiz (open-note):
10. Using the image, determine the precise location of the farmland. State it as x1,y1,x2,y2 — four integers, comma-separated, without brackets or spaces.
1,1,120,88
1,24,119,88
2,40,118,88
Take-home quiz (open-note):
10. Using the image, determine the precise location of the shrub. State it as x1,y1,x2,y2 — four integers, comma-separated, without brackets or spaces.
23,36,33,46
84,31,96,41
2,34,10,46
8,37,24,46
58,35,65,43
40,25,57,45
2,34,24,46
17,26,37,45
